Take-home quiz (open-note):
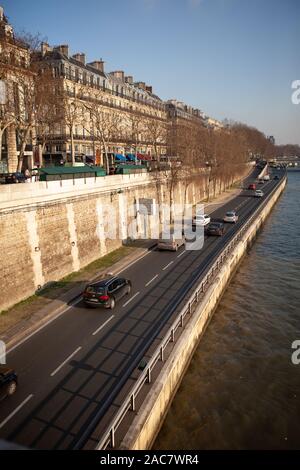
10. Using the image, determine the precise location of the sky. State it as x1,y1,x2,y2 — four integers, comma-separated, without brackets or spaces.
2,0,300,144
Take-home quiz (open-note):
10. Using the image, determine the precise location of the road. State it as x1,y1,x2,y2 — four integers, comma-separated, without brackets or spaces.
0,168,285,449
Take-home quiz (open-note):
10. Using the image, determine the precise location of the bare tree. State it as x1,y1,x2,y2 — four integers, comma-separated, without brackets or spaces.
34,70,62,166
144,117,167,160
126,112,147,162
61,86,84,166
0,82,15,162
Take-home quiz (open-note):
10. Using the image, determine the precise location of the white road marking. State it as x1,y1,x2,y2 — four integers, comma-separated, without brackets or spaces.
123,292,140,307
92,315,114,336
115,248,153,275
177,250,186,258
145,274,159,287
50,346,82,377
163,261,174,271
0,394,34,430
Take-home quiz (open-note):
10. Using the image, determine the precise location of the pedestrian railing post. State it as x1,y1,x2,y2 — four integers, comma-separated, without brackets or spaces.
171,329,175,342
110,427,115,448
160,346,164,361
130,394,136,412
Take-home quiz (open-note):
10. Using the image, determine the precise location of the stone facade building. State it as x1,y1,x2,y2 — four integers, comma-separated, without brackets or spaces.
33,42,168,167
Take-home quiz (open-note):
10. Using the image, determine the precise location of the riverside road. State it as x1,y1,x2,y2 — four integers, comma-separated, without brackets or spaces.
0,168,285,449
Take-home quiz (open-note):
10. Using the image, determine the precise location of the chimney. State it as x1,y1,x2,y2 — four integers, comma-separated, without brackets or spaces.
135,81,146,90
110,71,125,82
41,42,52,56
88,60,105,72
73,53,86,65
55,44,69,57
125,76,133,84
146,85,153,94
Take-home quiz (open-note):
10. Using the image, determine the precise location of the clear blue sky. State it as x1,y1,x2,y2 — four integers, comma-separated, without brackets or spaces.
2,0,299,144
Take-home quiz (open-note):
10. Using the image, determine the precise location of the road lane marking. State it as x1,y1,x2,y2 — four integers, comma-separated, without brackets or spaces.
177,250,186,258
115,248,154,275
145,274,159,287
123,292,140,307
7,299,81,355
163,261,174,271
50,346,82,377
7,248,156,355
0,394,34,430
92,315,114,336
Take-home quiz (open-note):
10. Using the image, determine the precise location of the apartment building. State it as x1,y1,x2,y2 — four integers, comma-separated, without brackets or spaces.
33,42,168,167
0,5,223,172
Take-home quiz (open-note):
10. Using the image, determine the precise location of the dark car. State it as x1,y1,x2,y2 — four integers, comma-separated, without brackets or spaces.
83,276,131,309
5,172,26,184
248,183,256,190
274,175,280,180
206,222,225,236
0,366,18,400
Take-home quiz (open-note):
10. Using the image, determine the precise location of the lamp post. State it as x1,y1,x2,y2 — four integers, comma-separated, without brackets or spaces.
0,80,6,105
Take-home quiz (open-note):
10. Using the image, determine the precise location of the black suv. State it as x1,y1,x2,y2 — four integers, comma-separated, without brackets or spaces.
83,276,132,309
206,222,225,236
0,366,18,400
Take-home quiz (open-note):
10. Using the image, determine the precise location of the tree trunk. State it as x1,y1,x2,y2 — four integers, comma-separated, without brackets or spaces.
17,127,31,172
70,130,75,166
17,139,27,172
100,134,109,174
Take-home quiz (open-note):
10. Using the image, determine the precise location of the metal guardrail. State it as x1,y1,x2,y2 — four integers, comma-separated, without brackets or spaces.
95,170,287,450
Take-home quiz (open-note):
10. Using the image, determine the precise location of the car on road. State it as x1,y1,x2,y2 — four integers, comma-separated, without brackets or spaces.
263,174,270,181
258,178,264,184
83,276,131,309
223,210,238,223
157,234,185,251
274,175,280,180
192,213,211,227
254,189,264,198
0,366,18,400
206,222,225,236
4,172,27,184
248,183,256,190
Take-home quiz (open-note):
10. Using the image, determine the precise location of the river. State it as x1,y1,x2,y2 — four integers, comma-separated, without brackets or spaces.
153,171,300,450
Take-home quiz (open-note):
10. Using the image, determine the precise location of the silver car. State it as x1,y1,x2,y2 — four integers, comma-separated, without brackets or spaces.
223,211,238,223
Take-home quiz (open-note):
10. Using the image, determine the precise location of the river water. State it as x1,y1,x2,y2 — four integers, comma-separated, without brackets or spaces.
154,171,300,450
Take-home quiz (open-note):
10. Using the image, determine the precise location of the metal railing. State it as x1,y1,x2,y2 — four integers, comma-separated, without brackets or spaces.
94,171,287,450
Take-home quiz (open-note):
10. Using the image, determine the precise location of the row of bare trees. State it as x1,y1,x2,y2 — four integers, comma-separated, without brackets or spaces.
1,31,285,178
